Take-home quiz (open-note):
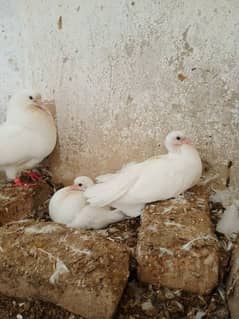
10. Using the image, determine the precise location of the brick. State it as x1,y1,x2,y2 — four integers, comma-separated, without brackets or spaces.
0,181,51,225
137,186,219,294
227,238,239,319
0,220,129,319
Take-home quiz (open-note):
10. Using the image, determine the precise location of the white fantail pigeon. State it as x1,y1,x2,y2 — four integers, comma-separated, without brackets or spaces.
85,131,202,217
0,90,57,183
49,176,126,229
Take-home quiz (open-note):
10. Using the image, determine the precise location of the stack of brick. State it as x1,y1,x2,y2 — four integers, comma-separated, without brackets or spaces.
137,186,219,294
0,220,129,319
0,181,51,225
227,238,239,319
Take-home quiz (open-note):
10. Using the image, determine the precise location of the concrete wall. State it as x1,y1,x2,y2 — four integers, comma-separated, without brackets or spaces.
0,1,24,120
1,0,239,185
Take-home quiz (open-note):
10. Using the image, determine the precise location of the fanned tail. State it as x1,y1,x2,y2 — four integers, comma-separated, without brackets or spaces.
96,161,137,184
96,173,115,183
85,168,139,207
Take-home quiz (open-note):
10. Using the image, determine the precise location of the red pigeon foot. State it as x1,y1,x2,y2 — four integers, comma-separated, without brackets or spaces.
12,178,28,187
26,171,42,182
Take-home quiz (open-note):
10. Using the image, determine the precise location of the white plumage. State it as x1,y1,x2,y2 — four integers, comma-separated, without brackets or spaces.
96,162,137,183
49,176,126,229
85,131,202,217
0,90,57,180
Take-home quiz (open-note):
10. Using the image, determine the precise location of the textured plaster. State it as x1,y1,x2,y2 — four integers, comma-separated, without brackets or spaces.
0,1,24,120
1,0,239,185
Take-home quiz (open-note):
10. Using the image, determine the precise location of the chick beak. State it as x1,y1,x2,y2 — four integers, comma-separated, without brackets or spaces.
69,184,80,191
181,137,192,145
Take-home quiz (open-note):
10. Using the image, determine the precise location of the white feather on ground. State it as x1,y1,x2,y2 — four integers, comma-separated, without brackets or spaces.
0,90,56,180
216,200,239,237
49,176,126,229
210,187,238,207
210,187,239,237
85,131,202,217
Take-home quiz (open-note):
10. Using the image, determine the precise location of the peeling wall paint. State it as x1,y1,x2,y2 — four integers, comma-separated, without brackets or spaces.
1,0,239,186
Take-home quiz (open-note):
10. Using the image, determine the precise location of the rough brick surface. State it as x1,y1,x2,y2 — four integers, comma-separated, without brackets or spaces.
0,181,51,225
0,220,129,319
227,239,239,319
137,186,219,294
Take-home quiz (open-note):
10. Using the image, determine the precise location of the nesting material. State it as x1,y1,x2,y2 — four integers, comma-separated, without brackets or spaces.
0,181,51,225
137,186,219,294
227,238,239,319
0,220,129,319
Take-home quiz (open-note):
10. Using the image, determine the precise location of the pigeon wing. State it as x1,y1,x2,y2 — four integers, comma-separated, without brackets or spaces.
0,124,33,167
85,164,140,207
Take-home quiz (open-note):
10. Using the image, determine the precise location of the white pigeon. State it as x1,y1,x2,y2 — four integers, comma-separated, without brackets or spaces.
0,90,57,181
49,176,126,229
85,131,202,217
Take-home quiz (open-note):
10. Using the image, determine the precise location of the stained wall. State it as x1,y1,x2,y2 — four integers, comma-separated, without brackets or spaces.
1,1,239,185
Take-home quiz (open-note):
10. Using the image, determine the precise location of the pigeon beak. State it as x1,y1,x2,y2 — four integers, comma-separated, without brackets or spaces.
69,184,80,191
34,100,51,115
181,137,192,145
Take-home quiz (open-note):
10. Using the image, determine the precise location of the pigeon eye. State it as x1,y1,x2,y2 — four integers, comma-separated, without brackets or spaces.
176,136,181,140
78,183,83,187
29,96,33,100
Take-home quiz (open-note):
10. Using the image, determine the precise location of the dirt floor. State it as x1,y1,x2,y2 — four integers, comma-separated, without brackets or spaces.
0,170,233,319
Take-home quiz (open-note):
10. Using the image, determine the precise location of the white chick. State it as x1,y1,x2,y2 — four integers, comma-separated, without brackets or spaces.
49,176,125,229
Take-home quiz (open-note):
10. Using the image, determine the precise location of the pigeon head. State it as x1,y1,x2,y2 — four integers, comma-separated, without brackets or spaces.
165,131,192,152
70,176,94,191
9,90,42,111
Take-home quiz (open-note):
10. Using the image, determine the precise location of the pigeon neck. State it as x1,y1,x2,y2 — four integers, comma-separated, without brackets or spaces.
166,144,181,153
167,144,194,154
